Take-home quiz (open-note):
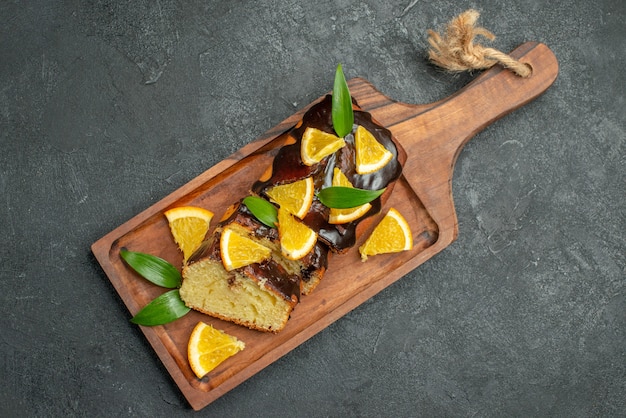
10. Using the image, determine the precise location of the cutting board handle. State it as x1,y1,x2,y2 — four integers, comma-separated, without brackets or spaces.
398,41,558,161
355,41,558,243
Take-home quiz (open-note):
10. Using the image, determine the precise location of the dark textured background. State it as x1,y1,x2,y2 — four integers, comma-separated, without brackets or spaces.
1,1,624,416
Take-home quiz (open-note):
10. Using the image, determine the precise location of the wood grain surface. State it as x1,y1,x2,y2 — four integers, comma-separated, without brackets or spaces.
91,42,558,410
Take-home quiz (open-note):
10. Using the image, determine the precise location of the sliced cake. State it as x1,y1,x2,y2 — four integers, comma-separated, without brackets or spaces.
180,94,405,332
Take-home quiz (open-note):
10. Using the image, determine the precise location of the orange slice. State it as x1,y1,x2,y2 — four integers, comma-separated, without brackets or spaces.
164,206,214,262
187,321,245,378
328,168,372,224
301,127,346,166
354,125,393,174
220,227,271,271
277,207,317,260
265,176,314,219
359,208,413,261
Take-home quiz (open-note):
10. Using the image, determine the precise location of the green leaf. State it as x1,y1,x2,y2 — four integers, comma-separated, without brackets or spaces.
130,289,190,326
332,64,354,138
243,196,278,228
317,186,386,209
120,248,182,289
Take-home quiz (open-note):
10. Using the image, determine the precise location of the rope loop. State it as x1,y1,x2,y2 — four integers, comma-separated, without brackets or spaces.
428,9,532,77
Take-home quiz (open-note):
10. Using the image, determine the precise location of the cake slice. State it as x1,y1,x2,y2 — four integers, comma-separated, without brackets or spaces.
181,208,299,332
180,201,328,332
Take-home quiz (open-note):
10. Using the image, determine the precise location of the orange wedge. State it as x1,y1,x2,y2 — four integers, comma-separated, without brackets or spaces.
220,227,271,271
354,125,393,174
164,206,214,262
359,208,413,261
301,127,346,166
265,176,314,219
188,321,245,378
277,207,317,260
328,168,372,224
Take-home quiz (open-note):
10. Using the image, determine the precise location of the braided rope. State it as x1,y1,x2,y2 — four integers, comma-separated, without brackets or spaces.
428,9,532,77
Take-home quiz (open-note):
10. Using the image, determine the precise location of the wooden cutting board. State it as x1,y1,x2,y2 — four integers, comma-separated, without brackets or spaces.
91,42,558,410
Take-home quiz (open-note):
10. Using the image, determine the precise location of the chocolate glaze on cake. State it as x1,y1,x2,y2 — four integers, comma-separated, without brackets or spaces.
252,94,404,252
242,261,300,303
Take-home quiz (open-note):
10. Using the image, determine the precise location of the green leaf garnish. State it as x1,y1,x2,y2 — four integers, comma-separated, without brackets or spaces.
130,289,190,326
120,248,182,289
243,196,278,228
317,186,386,209
332,64,354,138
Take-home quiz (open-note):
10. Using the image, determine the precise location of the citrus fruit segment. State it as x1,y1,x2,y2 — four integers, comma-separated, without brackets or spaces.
359,207,413,261
277,207,318,260
187,321,245,378
265,177,314,219
220,227,272,271
164,206,214,262
354,125,393,174
328,168,372,224
301,127,346,166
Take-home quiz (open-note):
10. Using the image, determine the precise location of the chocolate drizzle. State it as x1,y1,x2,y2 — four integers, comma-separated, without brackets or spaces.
242,261,300,303
252,94,404,252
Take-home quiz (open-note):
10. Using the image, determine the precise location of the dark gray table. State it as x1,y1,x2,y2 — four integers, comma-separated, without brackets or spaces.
2,1,624,416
